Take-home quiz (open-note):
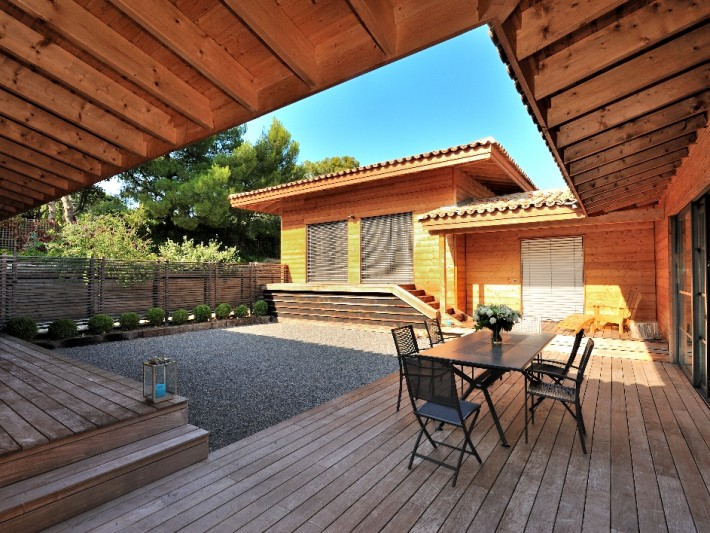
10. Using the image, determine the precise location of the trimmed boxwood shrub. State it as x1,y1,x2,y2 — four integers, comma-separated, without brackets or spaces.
88,314,115,335
234,304,248,318
146,307,166,326
215,303,232,320
193,304,211,323
119,312,140,330
252,299,269,317
48,318,78,340
5,316,38,341
171,308,189,325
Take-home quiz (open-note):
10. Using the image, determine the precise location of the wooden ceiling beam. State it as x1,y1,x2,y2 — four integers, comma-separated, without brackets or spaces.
577,163,679,198
109,0,258,112
0,195,25,212
534,0,710,99
0,88,123,167
0,56,147,156
548,26,710,126
0,115,103,175
588,187,670,215
580,172,674,207
223,0,318,88
0,168,56,197
0,153,70,190
515,0,626,60
345,0,396,56
14,0,214,129
563,94,710,161
576,152,685,194
569,115,707,175
0,180,46,203
554,65,710,144
0,137,92,185
0,10,177,145
478,0,519,23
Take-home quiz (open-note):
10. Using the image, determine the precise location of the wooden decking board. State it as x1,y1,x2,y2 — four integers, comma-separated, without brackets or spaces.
0,383,74,441
0,424,20,455
0,400,48,449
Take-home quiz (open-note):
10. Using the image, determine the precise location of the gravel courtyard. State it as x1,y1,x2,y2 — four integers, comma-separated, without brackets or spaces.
57,322,399,451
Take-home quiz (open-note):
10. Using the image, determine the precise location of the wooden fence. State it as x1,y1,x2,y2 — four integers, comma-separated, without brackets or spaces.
0,256,288,326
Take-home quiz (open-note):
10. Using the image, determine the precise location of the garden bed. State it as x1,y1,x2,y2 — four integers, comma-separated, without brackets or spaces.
34,316,272,349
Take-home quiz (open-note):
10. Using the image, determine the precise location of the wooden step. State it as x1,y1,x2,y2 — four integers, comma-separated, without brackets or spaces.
0,402,188,489
407,289,426,297
0,424,208,533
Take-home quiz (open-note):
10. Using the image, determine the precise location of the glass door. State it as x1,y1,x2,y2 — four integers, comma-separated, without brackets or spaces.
694,197,708,396
675,206,694,379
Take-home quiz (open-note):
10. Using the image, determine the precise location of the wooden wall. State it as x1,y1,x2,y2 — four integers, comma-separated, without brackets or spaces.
463,221,657,321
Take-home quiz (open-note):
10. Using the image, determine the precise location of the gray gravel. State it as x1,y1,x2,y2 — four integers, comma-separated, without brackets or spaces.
57,322,399,451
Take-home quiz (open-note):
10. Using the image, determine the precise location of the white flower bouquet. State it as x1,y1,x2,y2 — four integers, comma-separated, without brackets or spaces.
473,304,521,342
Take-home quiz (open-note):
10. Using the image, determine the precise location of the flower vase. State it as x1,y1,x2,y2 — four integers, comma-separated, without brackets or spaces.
491,325,503,344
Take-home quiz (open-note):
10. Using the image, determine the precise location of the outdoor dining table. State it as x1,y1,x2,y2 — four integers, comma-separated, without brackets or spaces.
420,329,556,447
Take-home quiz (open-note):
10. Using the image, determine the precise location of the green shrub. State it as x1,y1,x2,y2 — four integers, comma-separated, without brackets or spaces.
252,299,269,317
215,303,232,320
193,304,211,323
119,312,140,330
88,314,115,335
234,304,249,318
171,308,190,325
48,318,78,340
146,307,166,326
5,316,38,341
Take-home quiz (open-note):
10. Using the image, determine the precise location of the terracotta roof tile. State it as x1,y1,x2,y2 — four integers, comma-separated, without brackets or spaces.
419,188,577,221
229,137,535,200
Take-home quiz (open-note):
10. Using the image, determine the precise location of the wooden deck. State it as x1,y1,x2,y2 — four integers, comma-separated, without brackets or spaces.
46,336,710,532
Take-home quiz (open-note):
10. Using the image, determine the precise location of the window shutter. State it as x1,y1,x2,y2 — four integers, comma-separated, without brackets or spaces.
307,220,348,282
361,212,413,284
521,236,584,321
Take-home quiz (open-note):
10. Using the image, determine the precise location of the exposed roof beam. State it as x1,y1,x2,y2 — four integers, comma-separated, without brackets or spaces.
0,10,177,145
0,88,123,167
346,0,397,56
547,26,710,126
576,163,679,199
534,0,710,99
0,137,92,184
0,180,46,203
0,55,147,156
109,0,258,112
563,95,710,162
515,0,627,60
576,151,686,193
0,153,71,190
478,0,519,23
14,0,215,129
588,186,671,214
0,168,56,197
580,171,674,205
223,0,318,88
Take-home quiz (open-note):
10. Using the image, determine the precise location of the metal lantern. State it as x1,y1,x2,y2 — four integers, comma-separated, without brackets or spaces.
143,356,177,403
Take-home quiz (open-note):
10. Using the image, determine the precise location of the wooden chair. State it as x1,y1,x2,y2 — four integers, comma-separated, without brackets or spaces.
590,288,642,336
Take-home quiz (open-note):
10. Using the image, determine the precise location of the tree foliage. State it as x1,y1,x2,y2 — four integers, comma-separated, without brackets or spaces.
158,236,239,263
301,156,359,178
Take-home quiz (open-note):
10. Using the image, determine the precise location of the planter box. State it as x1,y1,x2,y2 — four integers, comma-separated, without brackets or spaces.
33,316,272,349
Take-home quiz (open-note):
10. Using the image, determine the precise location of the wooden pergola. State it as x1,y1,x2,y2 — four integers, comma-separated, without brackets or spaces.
0,0,707,219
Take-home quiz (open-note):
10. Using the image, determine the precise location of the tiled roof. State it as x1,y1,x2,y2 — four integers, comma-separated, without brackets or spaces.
419,188,577,221
229,137,535,200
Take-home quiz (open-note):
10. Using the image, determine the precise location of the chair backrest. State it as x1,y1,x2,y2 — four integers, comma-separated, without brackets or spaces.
624,288,643,321
511,314,541,333
575,339,595,384
423,317,445,347
391,325,419,357
561,328,585,375
402,355,458,408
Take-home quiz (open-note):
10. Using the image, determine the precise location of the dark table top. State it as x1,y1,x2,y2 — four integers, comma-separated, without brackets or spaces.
420,330,556,371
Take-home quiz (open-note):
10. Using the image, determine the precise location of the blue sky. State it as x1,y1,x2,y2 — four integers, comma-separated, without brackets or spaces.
102,25,564,195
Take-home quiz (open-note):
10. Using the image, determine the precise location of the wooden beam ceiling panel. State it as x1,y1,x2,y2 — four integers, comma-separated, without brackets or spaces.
563,94,710,162
533,0,710,99
0,56,148,156
0,116,103,175
14,0,215,129
222,0,318,88
569,115,707,175
547,25,710,127
576,163,679,198
580,172,674,207
345,0,396,56
0,137,92,185
588,186,671,214
0,153,71,190
0,180,46,202
0,10,177,145
554,65,710,144
515,0,627,60
108,0,258,112
0,168,56,197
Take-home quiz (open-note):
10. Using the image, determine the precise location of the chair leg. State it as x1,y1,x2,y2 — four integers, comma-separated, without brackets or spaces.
397,360,403,411
524,379,529,444
575,399,587,454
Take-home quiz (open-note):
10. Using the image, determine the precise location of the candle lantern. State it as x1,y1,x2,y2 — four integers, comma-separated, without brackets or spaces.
143,356,177,403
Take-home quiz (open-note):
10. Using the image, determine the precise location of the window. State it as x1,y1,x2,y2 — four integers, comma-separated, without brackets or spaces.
361,212,413,284
307,220,348,283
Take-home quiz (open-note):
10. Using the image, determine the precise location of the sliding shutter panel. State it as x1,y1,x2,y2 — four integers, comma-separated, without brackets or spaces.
361,212,413,284
307,220,348,282
521,236,584,321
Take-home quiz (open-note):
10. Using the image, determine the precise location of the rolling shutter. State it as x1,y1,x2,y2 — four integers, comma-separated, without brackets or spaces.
307,220,348,282
361,212,413,284
521,236,584,321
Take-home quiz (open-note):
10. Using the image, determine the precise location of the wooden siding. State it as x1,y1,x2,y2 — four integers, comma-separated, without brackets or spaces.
465,222,657,321
454,171,496,204
662,124,710,217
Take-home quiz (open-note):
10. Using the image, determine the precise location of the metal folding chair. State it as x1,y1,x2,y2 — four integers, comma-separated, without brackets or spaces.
391,324,420,411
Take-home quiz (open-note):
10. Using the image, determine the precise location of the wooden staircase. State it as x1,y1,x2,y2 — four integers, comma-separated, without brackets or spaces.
399,284,472,326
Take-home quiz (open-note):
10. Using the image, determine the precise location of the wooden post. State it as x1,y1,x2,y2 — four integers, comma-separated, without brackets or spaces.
88,257,95,317
439,234,447,314
98,258,105,314
1,255,6,325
